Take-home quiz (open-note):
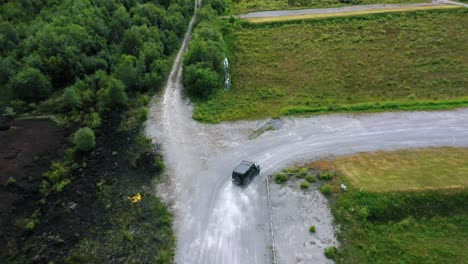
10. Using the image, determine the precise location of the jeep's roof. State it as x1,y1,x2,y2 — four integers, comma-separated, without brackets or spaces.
233,160,254,174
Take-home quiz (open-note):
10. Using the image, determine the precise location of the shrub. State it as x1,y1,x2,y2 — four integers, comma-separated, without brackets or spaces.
10,67,52,101
63,87,81,110
300,181,309,189
73,127,96,152
318,171,335,180
309,225,316,233
274,173,288,184
306,175,316,183
53,179,71,192
25,219,38,232
297,168,308,178
320,184,332,195
154,155,165,172
45,162,68,183
324,246,337,259
7,177,16,186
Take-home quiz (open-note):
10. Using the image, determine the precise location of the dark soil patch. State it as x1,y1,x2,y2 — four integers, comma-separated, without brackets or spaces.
0,112,171,264
0,119,65,258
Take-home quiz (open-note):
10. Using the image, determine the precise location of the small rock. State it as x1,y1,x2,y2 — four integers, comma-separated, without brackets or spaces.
112,151,118,156
68,202,77,210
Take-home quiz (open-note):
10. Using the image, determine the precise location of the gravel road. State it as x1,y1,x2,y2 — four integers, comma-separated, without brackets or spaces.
238,1,464,19
145,1,468,263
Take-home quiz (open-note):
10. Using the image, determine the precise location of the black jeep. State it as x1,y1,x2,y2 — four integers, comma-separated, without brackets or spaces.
232,160,260,185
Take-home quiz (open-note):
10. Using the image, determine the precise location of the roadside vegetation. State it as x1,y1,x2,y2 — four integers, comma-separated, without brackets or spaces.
194,9,468,122
333,147,468,192
311,147,468,263
183,0,228,99
1,0,193,262
228,0,428,14
273,147,468,262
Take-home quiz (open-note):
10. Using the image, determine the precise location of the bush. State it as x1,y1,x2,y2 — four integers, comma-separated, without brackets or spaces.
45,162,69,183
318,171,335,180
324,246,337,259
25,219,38,232
184,63,220,99
306,175,316,183
297,168,308,178
309,225,316,233
300,181,309,189
7,177,16,186
274,172,288,184
10,67,52,101
73,127,96,152
154,155,165,172
320,184,332,195
63,87,81,110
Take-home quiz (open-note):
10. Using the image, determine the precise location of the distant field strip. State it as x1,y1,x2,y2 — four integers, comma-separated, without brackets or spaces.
244,5,459,23
332,148,468,192
194,9,468,122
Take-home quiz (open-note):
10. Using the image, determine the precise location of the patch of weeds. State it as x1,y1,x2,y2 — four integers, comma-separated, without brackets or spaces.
324,246,337,259
44,161,69,183
309,225,316,233
274,173,288,184
153,155,165,172
7,177,17,186
318,171,335,180
296,168,308,178
24,210,41,232
300,181,310,189
282,167,299,174
320,184,332,195
306,175,316,183
53,179,71,192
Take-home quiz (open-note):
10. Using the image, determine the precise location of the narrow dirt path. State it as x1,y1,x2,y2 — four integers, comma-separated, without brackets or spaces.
146,1,468,263
239,0,464,22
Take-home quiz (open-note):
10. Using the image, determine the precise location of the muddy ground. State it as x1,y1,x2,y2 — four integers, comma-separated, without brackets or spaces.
0,113,166,263
0,118,65,258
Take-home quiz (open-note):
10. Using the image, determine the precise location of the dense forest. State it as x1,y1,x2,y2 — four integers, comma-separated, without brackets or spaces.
1,0,193,128
0,0,195,263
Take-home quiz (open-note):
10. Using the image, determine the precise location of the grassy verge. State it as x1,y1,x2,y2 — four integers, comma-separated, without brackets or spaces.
245,5,459,23
332,147,468,192
194,9,468,123
300,147,468,262
229,0,428,14
331,190,468,263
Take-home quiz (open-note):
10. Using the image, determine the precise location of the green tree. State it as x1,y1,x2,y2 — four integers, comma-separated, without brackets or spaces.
73,127,96,152
184,64,219,98
96,71,128,112
10,67,52,101
63,87,82,110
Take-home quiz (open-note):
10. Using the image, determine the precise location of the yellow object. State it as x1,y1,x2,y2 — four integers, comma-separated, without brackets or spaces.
128,193,142,205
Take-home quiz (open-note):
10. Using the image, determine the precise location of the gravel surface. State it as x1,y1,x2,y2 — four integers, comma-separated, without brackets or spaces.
238,1,460,19
146,1,468,263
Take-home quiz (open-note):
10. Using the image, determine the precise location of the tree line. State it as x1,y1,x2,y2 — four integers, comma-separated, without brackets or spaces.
182,0,228,99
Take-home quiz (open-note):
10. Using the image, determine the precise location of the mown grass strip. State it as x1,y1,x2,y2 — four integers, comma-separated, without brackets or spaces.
330,147,468,192
244,5,460,23
280,98,468,116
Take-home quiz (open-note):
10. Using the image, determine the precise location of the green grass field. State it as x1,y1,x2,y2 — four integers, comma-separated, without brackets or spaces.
332,191,468,264
229,0,428,14
194,9,468,122
332,147,468,192
316,147,468,263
